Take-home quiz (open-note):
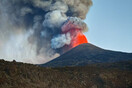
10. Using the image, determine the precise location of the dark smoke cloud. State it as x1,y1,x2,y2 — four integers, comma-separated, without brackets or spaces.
0,0,92,64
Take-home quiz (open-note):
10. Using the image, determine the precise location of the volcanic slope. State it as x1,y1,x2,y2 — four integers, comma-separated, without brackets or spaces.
42,43,132,67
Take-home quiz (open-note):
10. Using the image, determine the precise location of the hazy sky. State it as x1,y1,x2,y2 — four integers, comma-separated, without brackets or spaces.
84,0,132,52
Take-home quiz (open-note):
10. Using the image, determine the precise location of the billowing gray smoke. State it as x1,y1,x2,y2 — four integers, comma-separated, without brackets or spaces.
0,0,92,64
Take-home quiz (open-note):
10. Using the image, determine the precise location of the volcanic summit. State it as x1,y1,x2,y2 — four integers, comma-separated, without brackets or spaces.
42,43,132,67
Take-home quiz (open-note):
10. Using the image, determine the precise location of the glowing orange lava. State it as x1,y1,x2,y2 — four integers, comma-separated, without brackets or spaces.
71,29,88,48
62,21,88,50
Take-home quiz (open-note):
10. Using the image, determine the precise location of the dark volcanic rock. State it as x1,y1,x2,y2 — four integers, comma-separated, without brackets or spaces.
42,43,132,67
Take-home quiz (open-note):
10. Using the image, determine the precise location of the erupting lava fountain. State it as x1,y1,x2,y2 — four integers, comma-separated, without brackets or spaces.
62,17,88,50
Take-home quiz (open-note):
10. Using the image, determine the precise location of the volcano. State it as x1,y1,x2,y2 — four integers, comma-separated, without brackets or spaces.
42,43,132,67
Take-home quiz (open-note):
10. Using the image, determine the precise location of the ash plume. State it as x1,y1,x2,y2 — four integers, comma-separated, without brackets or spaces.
0,0,92,64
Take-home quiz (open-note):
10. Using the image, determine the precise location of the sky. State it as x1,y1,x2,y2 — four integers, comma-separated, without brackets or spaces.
84,0,132,53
